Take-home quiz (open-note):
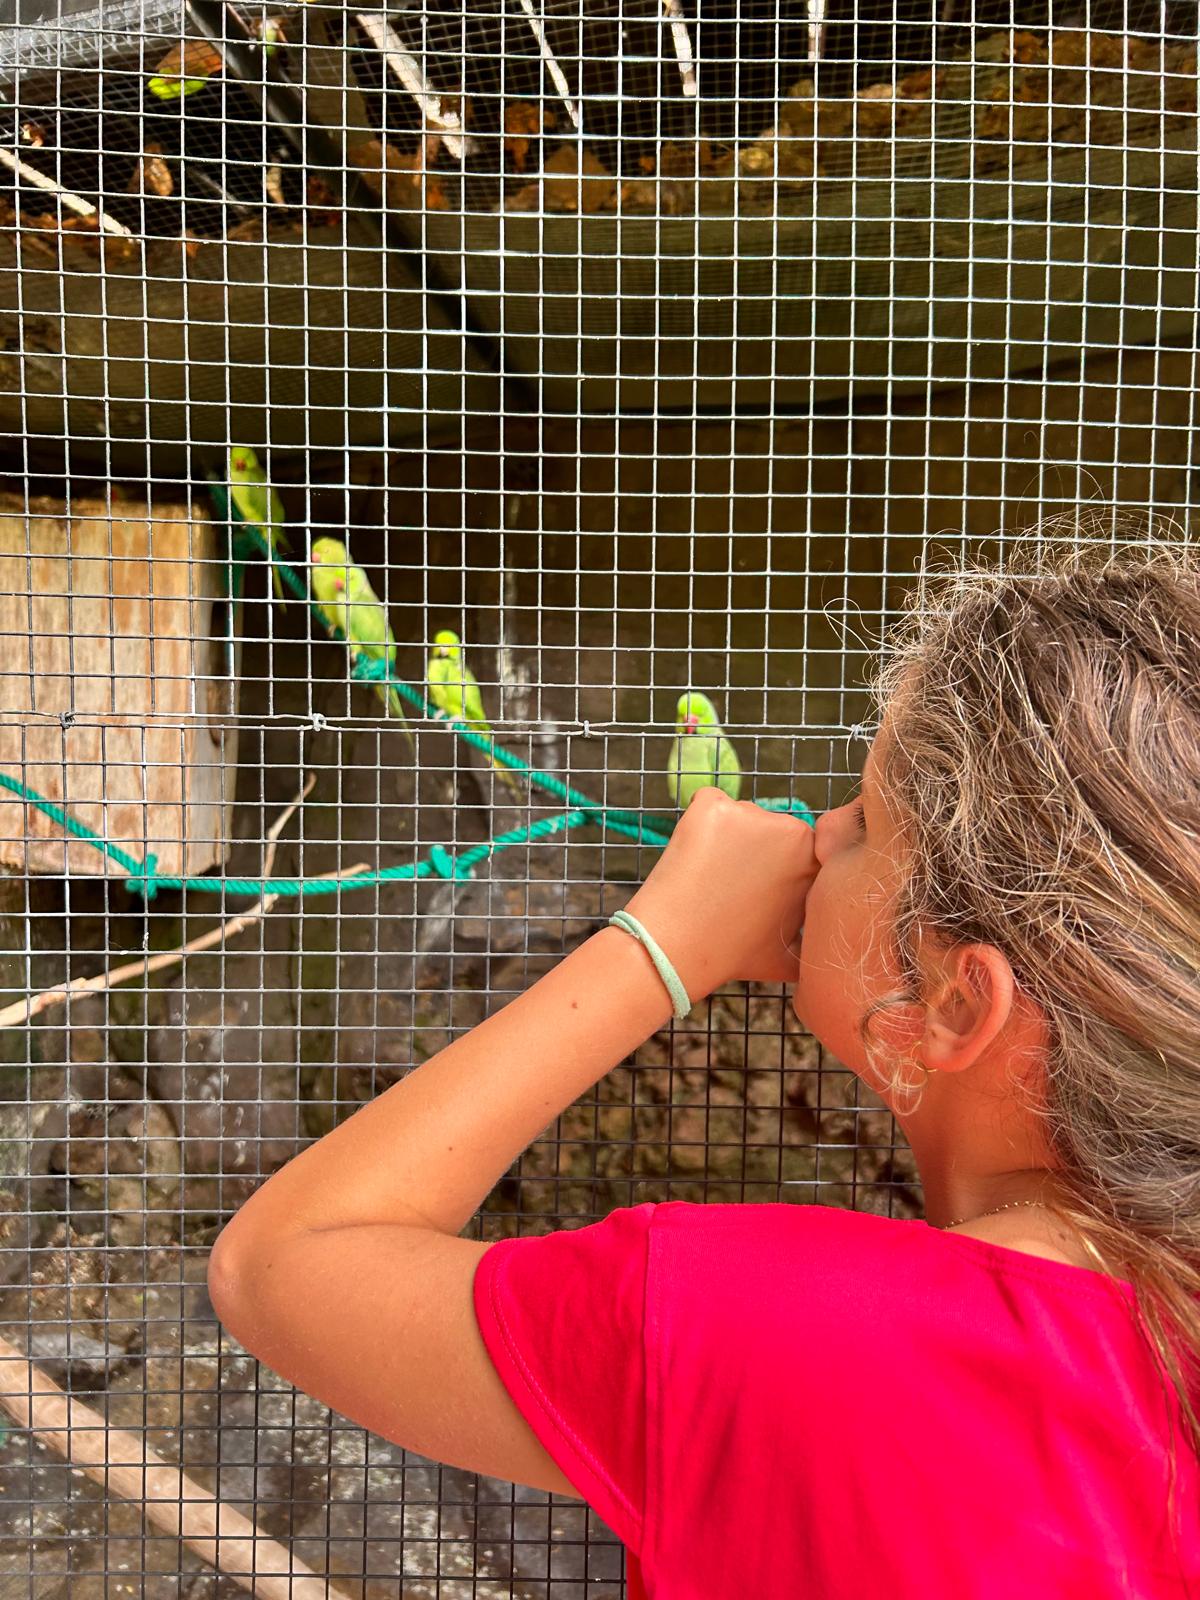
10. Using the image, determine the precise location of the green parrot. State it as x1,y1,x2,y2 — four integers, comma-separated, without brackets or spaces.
309,538,414,748
427,629,523,796
228,446,290,604
666,691,742,808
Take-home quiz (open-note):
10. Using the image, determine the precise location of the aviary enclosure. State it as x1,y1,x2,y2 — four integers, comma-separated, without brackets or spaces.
0,0,1194,1588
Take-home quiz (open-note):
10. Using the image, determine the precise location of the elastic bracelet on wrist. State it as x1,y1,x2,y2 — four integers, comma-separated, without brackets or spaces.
608,909,692,1021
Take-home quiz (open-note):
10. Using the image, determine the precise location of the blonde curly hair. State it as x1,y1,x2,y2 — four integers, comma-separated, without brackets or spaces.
869,537,1200,1508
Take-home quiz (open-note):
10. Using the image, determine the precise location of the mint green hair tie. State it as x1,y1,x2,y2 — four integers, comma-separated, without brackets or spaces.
608,909,692,1021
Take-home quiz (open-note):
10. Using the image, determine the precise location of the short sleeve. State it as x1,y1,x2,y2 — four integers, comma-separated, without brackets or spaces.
472,1203,654,1551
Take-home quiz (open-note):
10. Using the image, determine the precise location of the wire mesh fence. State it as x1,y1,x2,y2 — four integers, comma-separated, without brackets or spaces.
0,0,1196,1592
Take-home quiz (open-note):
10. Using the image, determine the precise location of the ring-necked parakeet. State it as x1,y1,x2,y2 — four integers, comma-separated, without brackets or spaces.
310,538,414,748
666,691,742,808
228,446,290,605
427,629,523,796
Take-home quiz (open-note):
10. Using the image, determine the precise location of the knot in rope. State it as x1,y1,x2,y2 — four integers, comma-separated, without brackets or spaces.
427,845,474,882
126,853,160,901
350,655,390,685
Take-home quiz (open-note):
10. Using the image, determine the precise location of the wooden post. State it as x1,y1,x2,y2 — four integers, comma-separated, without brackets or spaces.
0,495,237,882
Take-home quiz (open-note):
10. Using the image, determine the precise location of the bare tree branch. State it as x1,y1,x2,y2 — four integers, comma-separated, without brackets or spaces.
1,775,365,1031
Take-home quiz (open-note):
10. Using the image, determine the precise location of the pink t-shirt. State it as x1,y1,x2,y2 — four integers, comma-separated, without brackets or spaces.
473,1201,1200,1599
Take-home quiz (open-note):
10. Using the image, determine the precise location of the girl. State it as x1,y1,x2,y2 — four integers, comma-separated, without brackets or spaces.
209,548,1200,1597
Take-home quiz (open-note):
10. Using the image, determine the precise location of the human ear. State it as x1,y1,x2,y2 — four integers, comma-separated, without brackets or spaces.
921,943,1015,1074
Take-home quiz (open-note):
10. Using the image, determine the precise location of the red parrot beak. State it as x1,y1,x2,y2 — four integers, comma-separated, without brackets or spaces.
333,577,344,592
684,714,700,734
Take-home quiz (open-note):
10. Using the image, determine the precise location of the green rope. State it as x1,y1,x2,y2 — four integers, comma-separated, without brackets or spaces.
0,772,151,881
0,492,814,902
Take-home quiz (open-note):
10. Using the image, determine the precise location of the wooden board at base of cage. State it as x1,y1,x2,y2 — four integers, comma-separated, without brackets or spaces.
0,495,238,881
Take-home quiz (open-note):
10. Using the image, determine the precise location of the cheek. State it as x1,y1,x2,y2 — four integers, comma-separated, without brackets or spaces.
792,857,896,1072
794,863,863,1045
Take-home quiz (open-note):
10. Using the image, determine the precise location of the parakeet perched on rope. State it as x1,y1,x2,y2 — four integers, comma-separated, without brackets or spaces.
666,691,742,808
228,446,290,604
309,537,414,748
427,629,523,796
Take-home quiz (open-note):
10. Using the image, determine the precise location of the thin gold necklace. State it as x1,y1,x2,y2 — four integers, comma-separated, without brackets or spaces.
941,1198,1051,1231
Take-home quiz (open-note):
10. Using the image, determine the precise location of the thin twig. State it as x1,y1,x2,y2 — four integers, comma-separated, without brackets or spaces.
354,12,473,160
0,146,133,238
661,0,698,98
0,776,364,1031
262,772,318,866
0,864,369,1030
0,1333,354,1600
515,0,582,131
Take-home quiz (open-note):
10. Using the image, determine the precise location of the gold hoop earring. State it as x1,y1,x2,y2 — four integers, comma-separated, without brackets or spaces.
903,1048,934,1084
892,1049,933,1100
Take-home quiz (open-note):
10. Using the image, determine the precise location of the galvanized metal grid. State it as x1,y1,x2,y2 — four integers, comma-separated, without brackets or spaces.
0,0,1196,1593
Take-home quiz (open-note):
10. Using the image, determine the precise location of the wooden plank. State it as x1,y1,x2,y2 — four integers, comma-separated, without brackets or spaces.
0,495,237,881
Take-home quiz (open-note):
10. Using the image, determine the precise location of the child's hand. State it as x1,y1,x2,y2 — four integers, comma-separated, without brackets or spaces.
621,789,818,1000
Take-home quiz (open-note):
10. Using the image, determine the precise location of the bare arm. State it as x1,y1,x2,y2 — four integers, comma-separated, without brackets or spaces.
206,792,814,1494
212,925,672,1250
